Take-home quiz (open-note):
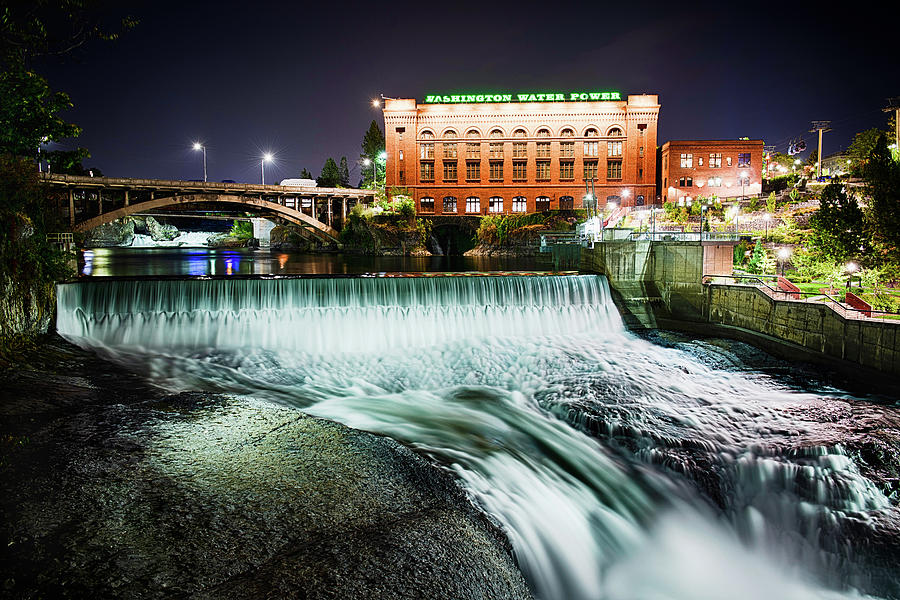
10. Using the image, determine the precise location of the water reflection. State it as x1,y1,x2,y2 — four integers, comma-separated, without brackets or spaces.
77,247,540,277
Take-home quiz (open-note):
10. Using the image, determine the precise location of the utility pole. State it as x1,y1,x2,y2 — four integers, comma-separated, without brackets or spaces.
885,97,900,151
810,121,832,179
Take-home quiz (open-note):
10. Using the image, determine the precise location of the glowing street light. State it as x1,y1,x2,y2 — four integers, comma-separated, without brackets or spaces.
261,152,274,185
845,261,858,289
372,99,381,108
777,247,791,276
363,157,375,188
192,142,207,182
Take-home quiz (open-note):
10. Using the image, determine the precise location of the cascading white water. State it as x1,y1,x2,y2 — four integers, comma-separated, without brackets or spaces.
129,231,217,247
56,275,896,600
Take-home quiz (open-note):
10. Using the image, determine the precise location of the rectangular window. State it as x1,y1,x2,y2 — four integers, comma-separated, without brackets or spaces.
420,143,434,159
513,160,527,180
536,160,550,180
686,176,692,187
420,161,434,181
709,153,722,168
443,161,457,181
536,142,551,158
607,141,623,157
466,197,480,213
489,197,503,213
560,160,574,180
512,197,527,213
466,143,480,159
490,143,504,158
584,160,598,179
639,146,644,157
399,170,404,184
607,159,622,179
738,153,751,167
399,150,404,161
466,161,480,181
584,141,599,157
680,153,693,168
698,157,704,166
560,142,575,157
513,142,527,158
489,161,504,180
443,143,458,159
443,197,457,213
420,197,434,212
707,176,722,187
726,156,732,167
535,197,551,211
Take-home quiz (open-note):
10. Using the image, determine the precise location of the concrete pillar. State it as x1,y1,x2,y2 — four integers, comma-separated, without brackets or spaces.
97,189,102,215
342,197,347,220
327,197,333,227
124,189,129,206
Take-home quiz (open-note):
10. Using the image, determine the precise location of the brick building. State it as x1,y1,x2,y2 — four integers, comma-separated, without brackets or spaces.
382,93,660,215
660,139,764,204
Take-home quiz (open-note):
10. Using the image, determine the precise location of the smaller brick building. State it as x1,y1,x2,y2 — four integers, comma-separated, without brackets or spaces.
660,140,764,204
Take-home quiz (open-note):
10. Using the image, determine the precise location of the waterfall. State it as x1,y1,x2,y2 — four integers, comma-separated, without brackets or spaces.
56,275,896,600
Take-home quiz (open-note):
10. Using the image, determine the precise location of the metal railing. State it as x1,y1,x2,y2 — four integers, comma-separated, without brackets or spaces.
703,273,900,321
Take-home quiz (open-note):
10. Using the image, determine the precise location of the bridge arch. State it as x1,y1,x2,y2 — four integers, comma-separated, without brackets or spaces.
74,193,341,241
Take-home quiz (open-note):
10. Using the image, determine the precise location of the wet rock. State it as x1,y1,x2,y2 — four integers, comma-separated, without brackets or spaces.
206,233,255,248
145,216,179,241
0,336,532,600
83,219,135,247
269,225,315,251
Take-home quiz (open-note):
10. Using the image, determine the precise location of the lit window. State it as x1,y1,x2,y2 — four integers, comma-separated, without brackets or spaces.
639,146,644,157
726,156,732,167
443,143,458,159
399,150,404,161
442,196,457,213
420,162,434,181
465,196,480,213
513,142,527,158
536,128,550,138
513,161,527,180
489,143,504,158
536,160,550,180
420,197,434,212
443,161,457,180
513,128,527,138
489,196,504,213
560,142,575,157
607,127,623,137
607,159,622,179
512,196,527,212
536,142,551,158
738,153,751,167
680,153,692,168
709,153,722,168
466,143,480,159
535,196,551,211
607,141,623,157
420,143,434,159
584,141,599,157
560,160,574,180
698,157,704,166
706,176,722,187
584,128,599,137
420,130,434,140
489,161,504,180
466,161,480,180
584,160,598,179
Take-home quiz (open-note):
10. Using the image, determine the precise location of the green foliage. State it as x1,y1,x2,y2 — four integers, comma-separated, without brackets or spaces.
359,120,385,187
338,156,350,187
476,213,548,246
299,168,313,179
789,188,799,202
316,157,341,187
862,133,900,263
848,128,887,176
663,201,678,219
764,173,798,193
766,191,776,213
0,68,81,157
749,195,759,212
733,239,750,266
45,148,91,174
768,215,805,245
229,220,253,239
747,239,765,273
674,207,688,225
689,199,701,216
808,182,866,262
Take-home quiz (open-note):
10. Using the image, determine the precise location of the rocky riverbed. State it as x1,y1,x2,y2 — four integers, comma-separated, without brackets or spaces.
0,337,532,599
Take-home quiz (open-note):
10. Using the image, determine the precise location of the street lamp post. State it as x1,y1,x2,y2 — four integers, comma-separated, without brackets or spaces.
193,142,207,182
377,151,387,191
261,152,273,185
764,212,771,242
778,247,791,276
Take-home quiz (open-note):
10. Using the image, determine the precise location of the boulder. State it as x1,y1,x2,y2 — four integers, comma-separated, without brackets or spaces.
83,219,135,247
146,216,179,241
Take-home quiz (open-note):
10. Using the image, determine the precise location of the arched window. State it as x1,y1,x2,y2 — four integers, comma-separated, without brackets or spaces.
442,196,458,213
513,128,527,138
465,196,480,213
466,129,480,139
488,196,504,213
420,130,434,140
489,128,504,138
536,128,550,137
584,128,599,137
512,196,527,213
559,196,574,210
560,128,575,137
607,127,623,137
443,129,458,139
420,197,435,213
535,196,551,211
606,195,622,207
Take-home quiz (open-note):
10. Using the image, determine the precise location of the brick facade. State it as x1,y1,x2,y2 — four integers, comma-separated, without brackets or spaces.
382,95,660,215
660,140,764,204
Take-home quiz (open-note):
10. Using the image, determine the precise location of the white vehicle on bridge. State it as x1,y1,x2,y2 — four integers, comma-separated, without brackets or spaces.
279,178,317,187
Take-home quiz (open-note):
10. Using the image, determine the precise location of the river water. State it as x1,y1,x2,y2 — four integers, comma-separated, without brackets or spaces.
56,264,900,599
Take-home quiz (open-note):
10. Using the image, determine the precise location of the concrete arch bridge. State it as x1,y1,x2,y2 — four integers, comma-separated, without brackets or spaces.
43,174,375,243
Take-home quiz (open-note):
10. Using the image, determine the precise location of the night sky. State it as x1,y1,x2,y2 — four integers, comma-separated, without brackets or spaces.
37,0,896,184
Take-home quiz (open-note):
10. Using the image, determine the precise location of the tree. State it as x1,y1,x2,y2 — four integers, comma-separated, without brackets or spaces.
767,152,795,172
359,120,384,187
862,133,900,262
316,157,341,187
808,182,867,262
339,156,350,187
299,168,313,179
766,191,776,213
747,239,766,273
848,128,886,176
